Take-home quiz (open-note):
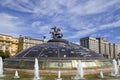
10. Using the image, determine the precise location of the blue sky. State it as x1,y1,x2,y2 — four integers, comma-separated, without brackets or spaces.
0,0,120,46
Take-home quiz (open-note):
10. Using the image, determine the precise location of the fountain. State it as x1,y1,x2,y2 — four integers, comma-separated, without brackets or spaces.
33,58,41,80
3,27,114,80
118,59,120,66
55,70,62,80
14,70,20,79
111,59,119,76
99,71,104,79
0,57,5,77
72,60,85,80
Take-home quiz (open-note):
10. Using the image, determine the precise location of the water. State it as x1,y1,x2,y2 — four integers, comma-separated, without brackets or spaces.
100,71,104,78
118,59,120,66
111,59,119,76
55,71,62,80
72,60,85,80
33,58,40,80
1,58,120,80
58,71,61,79
0,72,120,80
14,70,20,79
0,57,4,77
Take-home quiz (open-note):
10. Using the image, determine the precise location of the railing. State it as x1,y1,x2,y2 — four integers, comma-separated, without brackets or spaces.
7,56,108,61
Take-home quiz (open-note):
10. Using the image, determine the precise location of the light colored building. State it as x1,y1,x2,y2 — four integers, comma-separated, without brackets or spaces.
18,36,45,52
97,38,110,58
0,34,18,56
113,44,118,58
80,37,99,53
11,38,19,56
109,43,114,58
80,37,119,58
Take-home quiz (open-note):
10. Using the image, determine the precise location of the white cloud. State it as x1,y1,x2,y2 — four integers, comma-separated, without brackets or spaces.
66,28,96,39
90,34,101,37
31,21,51,34
1,0,120,31
115,36,120,40
36,25,50,34
32,21,41,28
0,0,34,13
67,20,120,39
1,0,120,40
0,13,19,29
101,34,110,38
36,25,52,39
1,0,120,16
0,13,26,37
69,0,120,15
98,20,120,30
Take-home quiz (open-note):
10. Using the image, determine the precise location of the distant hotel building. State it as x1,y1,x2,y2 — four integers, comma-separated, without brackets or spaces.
80,37,118,58
0,33,46,56
18,36,45,52
0,34,18,56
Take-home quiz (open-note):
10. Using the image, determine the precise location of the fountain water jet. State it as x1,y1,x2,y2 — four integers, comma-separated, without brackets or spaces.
14,70,20,79
118,59,120,66
33,58,41,80
99,71,104,78
111,59,119,76
0,57,5,77
72,60,85,80
55,70,62,80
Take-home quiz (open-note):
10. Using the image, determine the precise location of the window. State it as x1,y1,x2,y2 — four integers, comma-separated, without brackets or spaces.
6,46,9,50
6,37,10,40
61,48,65,51
0,36,3,39
0,43,2,49
70,51,74,53
48,51,52,53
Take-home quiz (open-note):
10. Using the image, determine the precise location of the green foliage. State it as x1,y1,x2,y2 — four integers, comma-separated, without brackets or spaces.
0,50,10,59
0,50,4,58
4,50,10,58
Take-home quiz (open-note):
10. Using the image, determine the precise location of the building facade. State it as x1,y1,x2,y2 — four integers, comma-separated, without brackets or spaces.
80,37,99,53
97,38,110,58
18,36,45,52
80,37,119,58
0,34,18,56
113,44,118,58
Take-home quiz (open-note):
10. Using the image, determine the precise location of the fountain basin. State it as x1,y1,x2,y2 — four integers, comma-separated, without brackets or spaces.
14,76,20,79
1,70,120,80
55,78,62,80
33,77,43,80
72,76,85,80
4,67,112,76
0,75,5,78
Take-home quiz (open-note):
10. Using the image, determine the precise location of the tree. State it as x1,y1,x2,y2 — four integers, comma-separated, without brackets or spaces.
0,50,10,59
4,50,10,58
0,50,4,58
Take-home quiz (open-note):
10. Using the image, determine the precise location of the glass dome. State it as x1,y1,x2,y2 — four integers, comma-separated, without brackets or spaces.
4,27,106,69
14,39,103,59
14,26,103,59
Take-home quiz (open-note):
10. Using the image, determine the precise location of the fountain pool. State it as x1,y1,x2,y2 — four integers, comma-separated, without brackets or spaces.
0,71,120,80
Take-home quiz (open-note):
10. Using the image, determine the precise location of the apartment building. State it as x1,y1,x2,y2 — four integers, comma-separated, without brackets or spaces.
18,36,45,52
80,37,118,58
0,34,18,56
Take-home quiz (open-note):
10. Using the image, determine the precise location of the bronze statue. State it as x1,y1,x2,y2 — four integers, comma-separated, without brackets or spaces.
50,27,63,39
